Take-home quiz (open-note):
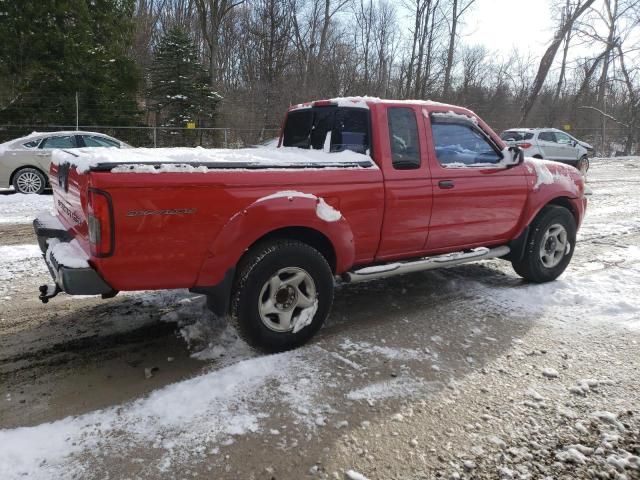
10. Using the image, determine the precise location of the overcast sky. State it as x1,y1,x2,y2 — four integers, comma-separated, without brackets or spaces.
460,0,555,58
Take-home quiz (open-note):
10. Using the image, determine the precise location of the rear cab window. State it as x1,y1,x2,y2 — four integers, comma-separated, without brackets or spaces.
282,106,370,155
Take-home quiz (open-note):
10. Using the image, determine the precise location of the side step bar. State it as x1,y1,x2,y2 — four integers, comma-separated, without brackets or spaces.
342,246,510,284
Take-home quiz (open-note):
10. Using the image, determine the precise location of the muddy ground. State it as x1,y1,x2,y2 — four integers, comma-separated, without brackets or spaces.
0,159,639,479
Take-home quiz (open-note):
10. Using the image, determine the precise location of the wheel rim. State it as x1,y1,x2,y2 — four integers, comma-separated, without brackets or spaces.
16,171,43,194
539,223,569,268
258,267,317,333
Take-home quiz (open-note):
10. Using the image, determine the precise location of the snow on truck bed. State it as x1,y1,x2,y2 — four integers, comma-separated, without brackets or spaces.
51,147,376,174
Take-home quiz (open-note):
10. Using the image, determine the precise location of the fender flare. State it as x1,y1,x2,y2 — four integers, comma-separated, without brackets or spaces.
195,194,356,287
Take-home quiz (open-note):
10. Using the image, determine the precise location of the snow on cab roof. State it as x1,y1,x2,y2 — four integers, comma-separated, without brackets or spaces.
51,146,377,174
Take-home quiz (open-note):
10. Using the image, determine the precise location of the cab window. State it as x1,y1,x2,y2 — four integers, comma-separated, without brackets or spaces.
431,120,502,167
387,107,420,170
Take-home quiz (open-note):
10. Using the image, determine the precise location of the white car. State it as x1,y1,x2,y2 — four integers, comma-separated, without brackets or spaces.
0,131,130,194
500,128,592,174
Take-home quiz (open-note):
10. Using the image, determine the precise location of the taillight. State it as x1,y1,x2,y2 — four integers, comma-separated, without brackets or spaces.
517,142,532,149
87,188,114,257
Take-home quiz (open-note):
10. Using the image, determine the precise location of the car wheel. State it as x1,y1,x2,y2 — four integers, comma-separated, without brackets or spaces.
12,168,47,194
577,156,589,175
511,205,576,283
230,240,334,352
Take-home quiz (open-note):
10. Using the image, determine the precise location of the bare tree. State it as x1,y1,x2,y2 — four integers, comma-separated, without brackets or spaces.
442,0,475,99
520,0,596,124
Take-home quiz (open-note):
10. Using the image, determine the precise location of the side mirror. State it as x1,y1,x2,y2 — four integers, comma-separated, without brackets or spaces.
504,146,524,167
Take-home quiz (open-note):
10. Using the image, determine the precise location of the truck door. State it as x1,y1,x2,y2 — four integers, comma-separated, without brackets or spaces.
424,113,528,251
375,105,433,260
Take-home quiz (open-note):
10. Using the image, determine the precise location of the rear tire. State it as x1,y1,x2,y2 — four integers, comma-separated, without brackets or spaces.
511,206,576,283
230,240,334,352
12,167,46,194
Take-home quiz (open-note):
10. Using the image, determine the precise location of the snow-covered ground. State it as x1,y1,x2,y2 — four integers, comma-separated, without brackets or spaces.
0,190,54,224
0,158,639,479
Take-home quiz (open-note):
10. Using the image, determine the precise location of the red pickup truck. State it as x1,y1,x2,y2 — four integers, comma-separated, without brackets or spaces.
34,98,587,351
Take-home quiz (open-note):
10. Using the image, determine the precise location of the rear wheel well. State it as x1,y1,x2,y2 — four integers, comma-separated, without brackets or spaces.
246,227,337,273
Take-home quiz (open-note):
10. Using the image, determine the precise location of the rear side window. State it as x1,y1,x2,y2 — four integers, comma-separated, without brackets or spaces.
22,140,41,148
501,131,533,141
538,131,557,142
431,121,502,166
82,135,120,148
387,107,420,170
40,136,75,149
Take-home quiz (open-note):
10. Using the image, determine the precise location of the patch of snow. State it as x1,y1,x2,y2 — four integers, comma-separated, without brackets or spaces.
316,198,342,222
340,339,424,361
530,159,555,189
255,190,317,203
0,192,54,224
52,146,375,174
292,298,319,333
0,348,326,478
46,238,89,269
346,377,434,402
431,110,479,124
345,470,370,480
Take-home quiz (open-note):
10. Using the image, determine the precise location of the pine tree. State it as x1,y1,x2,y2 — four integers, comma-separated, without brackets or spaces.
147,26,221,141
0,0,140,126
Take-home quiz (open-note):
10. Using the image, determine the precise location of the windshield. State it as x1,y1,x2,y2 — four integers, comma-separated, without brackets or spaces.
282,106,370,155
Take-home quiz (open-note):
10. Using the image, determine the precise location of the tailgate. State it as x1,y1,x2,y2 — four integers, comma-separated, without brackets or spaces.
49,161,91,249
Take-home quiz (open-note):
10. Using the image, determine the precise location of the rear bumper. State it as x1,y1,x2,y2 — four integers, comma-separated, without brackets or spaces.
33,216,115,296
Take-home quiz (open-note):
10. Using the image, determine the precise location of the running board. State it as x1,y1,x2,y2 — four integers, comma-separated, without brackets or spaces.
343,246,510,284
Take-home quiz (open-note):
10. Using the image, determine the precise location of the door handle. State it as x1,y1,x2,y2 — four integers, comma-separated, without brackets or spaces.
36,152,49,157
438,180,455,189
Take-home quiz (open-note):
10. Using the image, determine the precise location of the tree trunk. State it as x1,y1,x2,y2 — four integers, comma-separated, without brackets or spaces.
519,0,596,124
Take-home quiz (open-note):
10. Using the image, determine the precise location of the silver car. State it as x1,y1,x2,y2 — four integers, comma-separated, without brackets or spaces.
0,131,130,194
500,128,593,174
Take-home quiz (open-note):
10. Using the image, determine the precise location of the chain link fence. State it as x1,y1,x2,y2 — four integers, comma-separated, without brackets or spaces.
0,124,636,156
0,125,281,149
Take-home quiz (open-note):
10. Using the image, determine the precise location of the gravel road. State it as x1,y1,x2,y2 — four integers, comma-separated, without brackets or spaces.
0,158,638,480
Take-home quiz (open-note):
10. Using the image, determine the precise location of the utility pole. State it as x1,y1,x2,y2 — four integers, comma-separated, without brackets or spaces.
75,92,79,131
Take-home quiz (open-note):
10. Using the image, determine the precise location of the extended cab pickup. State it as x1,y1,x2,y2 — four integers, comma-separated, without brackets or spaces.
35,98,587,351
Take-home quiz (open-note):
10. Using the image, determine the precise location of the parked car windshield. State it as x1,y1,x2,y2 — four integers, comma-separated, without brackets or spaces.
282,106,370,155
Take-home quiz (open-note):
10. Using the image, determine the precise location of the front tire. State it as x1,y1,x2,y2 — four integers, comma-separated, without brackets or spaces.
512,206,576,283
230,240,334,352
12,167,46,194
577,156,589,175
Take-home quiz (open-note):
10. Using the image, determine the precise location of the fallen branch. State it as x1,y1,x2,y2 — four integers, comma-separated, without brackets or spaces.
577,105,630,128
